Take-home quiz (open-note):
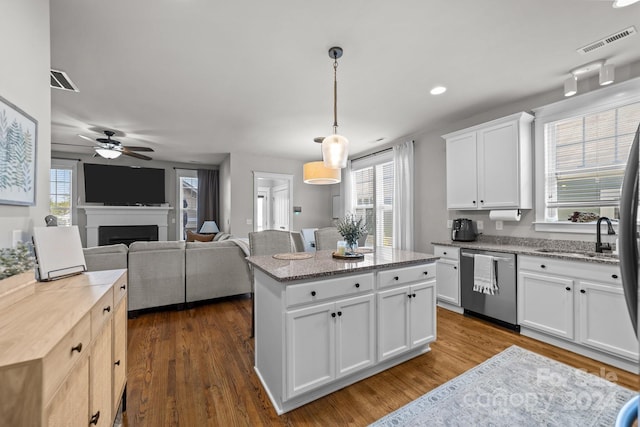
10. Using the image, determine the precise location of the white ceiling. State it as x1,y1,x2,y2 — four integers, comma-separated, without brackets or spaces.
50,0,640,165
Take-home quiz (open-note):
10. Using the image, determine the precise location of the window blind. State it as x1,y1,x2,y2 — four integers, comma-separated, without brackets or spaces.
544,101,640,208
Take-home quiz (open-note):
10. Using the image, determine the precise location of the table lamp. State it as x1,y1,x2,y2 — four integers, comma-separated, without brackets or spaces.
199,221,220,234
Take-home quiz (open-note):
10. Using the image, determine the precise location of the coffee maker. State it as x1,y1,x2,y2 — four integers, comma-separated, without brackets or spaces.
451,218,477,242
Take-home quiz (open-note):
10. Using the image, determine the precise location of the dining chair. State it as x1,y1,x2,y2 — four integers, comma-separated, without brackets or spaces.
314,227,343,251
290,231,305,253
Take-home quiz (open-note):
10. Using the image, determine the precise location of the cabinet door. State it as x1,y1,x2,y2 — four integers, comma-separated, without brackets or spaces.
477,121,519,208
446,132,478,209
335,294,375,378
518,271,574,339
45,356,89,427
112,298,127,413
377,286,411,361
578,281,639,361
90,320,113,427
410,281,436,347
435,260,459,305
286,302,335,398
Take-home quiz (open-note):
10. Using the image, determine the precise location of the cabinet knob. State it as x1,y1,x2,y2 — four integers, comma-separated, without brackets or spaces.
443,251,447,255
71,343,83,354
103,306,111,313
472,200,476,204
311,291,316,297
89,411,100,425
453,266,457,270
540,265,546,269
580,289,586,294
355,283,360,288
114,360,121,366
480,200,484,204
331,312,336,318
423,271,429,275
612,274,618,279
394,276,399,281
412,293,417,298
337,311,342,317
120,284,127,290
565,287,571,291
407,294,412,299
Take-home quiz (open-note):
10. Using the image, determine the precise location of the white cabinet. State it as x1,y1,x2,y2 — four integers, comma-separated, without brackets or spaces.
518,256,638,371
433,246,460,307
443,112,533,210
378,281,436,362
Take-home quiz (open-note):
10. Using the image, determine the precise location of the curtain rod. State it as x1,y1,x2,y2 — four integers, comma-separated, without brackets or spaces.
52,157,81,162
173,167,217,171
351,140,414,162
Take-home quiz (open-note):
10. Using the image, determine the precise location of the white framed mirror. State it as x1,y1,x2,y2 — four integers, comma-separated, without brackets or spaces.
253,171,293,232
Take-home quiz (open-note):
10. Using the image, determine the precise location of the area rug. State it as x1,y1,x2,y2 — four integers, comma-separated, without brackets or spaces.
370,345,636,427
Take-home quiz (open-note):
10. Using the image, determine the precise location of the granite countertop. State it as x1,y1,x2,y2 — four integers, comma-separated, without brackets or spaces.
432,236,619,266
246,248,438,282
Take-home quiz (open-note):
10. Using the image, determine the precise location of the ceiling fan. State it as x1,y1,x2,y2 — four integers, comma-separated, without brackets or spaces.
78,130,154,160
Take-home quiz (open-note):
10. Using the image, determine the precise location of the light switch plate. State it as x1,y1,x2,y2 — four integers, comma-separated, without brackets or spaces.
477,220,484,231
495,220,503,230
447,220,453,228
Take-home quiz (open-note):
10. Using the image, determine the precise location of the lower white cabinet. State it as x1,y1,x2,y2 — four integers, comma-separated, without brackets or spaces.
286,294,375,398
378,281,436,362
435,260,459,306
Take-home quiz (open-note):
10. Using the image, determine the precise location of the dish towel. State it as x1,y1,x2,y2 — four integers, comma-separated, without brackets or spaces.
473,254,498,295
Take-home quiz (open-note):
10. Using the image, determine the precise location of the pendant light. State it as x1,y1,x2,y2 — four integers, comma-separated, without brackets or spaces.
322,47,349,169
304,139,341,184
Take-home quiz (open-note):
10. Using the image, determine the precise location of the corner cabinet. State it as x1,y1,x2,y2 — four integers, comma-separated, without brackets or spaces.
0,270,128,427
443,112,534,210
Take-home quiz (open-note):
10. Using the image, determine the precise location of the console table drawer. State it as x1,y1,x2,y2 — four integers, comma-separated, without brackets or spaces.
114,274,128,306
91,287,114,339
286,273,374,307
378,263,436,289
43,312,90,404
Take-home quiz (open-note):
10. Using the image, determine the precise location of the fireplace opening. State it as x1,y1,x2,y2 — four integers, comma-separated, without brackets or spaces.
99,225,159,246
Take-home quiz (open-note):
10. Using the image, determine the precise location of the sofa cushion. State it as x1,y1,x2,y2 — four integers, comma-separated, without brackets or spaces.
83,243,128,271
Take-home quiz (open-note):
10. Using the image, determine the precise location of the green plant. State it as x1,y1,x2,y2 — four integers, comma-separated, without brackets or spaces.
336,213,367,250
0,241,35,280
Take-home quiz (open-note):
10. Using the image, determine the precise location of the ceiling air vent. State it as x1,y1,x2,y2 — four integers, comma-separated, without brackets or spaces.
577,26,637,54
50,69,79,92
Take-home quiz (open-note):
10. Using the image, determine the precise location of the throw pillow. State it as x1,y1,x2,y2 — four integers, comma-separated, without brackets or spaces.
186,230,215,242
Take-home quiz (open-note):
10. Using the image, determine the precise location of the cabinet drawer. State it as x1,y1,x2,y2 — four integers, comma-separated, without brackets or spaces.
286,273,374,307
91,287,114,339
378,263,436,289
433,246,459,260
43,313,91,404
519,256,621,286
114,274,128,306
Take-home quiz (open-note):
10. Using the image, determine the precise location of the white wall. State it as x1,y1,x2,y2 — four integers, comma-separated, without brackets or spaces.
219,154,231,233
229,152,334,238
0,0,51,248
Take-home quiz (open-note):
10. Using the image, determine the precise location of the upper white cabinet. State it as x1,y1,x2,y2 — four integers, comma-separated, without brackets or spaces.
443,112,534,210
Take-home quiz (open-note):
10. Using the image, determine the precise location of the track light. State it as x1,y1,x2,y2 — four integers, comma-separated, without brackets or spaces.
564,75,577,97
599,63,615,85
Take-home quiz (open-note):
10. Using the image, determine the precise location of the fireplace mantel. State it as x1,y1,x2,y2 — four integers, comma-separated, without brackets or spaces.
79,205,172,247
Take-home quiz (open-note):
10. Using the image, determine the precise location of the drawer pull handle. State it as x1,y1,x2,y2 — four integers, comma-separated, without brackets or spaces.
355,283,360,288
331,312,336,318
337,311,342,316
540,265,546,269
120,284,127,290
103,306,111,313
71,343,83,354
565,287,571,291
612,274,618,279
311,291,317,297
114,360,121,366
580,289,586,294
90,411,100,425
394,276,399,281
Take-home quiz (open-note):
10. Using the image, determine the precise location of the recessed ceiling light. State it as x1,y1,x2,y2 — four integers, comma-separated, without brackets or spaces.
430,86,447,95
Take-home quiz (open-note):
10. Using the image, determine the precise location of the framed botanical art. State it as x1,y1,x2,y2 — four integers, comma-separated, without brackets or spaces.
0,95,37,206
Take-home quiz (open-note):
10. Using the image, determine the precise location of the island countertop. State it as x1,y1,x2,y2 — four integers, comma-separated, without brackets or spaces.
246,248,438,282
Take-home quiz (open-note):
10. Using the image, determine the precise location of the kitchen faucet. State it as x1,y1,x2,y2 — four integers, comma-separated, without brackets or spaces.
595,216,616,253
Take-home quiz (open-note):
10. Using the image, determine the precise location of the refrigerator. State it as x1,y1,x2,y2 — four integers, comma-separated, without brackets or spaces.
616,123,639,426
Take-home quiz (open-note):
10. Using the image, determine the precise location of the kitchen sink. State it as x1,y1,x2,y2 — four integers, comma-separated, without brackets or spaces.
534,248,617,258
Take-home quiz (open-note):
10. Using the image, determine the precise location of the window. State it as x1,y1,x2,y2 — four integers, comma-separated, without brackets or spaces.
534,78,640,232
350,152,394,247
49,159,77,226
176,170,198,239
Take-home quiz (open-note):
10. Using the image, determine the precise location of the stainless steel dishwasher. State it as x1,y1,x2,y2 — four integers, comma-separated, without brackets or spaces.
460,248,519,330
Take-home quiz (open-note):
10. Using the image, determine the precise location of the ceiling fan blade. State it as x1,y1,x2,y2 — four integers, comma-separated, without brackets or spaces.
122,149,152,161
78,134,95,142
123,146,154,152
52,142,92,148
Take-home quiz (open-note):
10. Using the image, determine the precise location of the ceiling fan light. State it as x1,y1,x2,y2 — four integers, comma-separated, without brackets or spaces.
95,148,122,159
564,75,577,97
599,63,615,86
322,134,349,169
613,0,640,7
303,161,341,184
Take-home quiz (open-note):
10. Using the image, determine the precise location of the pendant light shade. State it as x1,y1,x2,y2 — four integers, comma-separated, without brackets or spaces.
322,134,349,169
303,161,341,184
95,148,122,159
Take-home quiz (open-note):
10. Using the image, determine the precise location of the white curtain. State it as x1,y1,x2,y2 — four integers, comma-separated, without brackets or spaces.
341,159,353,216
393,141,414,250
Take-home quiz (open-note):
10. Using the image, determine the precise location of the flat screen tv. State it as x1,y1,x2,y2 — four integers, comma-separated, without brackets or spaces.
83,163,166,205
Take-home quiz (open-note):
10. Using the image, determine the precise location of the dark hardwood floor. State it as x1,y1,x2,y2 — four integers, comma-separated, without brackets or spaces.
124,296,639,426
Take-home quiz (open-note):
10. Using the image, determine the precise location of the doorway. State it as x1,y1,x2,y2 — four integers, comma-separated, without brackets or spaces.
253,172,293,232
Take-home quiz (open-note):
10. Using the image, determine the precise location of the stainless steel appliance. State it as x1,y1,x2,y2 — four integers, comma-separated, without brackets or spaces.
460,248,518,330
451,218,477,242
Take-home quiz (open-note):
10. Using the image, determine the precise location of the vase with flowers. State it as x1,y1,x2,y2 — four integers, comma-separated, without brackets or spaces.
336,213,367,255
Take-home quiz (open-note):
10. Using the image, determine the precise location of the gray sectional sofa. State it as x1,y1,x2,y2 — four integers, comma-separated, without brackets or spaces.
83,239,252,312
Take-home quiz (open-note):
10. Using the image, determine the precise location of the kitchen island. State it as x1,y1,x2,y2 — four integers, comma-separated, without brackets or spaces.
247,248,438,414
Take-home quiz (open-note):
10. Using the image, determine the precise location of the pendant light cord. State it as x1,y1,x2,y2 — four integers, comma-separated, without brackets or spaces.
332,56,339,134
